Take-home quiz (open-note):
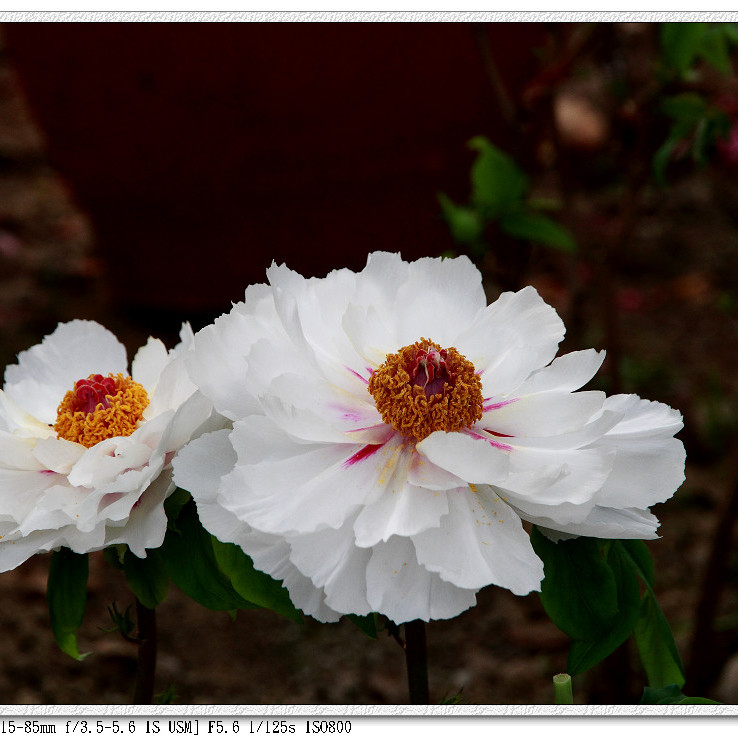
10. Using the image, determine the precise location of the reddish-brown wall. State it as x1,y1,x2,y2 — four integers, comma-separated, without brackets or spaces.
3,23,545,313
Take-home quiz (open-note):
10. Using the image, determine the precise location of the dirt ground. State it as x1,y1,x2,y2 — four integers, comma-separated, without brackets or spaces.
1,28,738,706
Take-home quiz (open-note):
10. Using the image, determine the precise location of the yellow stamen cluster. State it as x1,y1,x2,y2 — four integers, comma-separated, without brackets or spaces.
368,338,483,441
54,373,150,448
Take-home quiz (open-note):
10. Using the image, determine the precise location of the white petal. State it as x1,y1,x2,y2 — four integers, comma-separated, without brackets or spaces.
593,395,686,508
529,506,660,541
393,255,487,347
288,521,373,616
157,391,214,453
417,431,510,485
596,437,686,508
173,429,236,504
241,530,340,622
0,527,71,572
342,303,398,369
514,349,606,395
0,431,43,470
456,286,566,395
407,450,468,491
0,390,55,438
186,287,277,420
0,468,63,522
219,418,406,535
131,337,169,395
31,437,85,475
67,435,156,489
4,321,128,424
104,471,174,556
500,446,616,521
353,483,449,548
602,394,683,439
258,372,384,444
365,535,478,623
482,391,606,438
412,487,544,594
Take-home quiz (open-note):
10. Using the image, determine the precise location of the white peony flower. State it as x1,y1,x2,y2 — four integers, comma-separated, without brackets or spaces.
173,252,686,624
0,320,214,570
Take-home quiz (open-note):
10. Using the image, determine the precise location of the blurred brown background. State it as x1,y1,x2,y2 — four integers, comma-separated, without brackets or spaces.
0,21,737,705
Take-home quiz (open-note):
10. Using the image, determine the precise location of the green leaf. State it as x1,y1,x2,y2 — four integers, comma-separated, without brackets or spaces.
123,548,170,610
700,27,732,75
661,23,709,76
211,539,302,623
617,540,685,688
653,137,679,186
437,193,485,244
47,548,90,661
159,501,255,612
633,588,685,688
661,93,708,126
499,211,577,253
164,487,191,531
347,613,380,639
530,528,618,641
618,539,654,588
467,136,527,219
641,684,719,704
566,541,642,676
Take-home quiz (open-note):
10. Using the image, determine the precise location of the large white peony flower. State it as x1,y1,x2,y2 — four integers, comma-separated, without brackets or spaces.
0,320,214,570
173,252,686,624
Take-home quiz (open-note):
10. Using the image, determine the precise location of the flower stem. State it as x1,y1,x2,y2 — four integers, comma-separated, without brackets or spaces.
553,673,573,704
132,599,157,704
404,620,430,704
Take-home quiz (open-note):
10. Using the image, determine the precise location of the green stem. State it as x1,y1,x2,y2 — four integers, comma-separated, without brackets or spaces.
132,599,157,704
553,673,573,704
404,620,430,704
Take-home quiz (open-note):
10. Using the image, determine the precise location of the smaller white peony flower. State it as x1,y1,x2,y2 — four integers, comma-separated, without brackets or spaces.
174,252,686,624
0,320,214,570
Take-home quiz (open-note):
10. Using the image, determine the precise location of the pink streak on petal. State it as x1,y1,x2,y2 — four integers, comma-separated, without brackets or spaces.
39,470,56,476
465,429,514,452
345,366,369,384
346,424,384,433
343,411,364,422
482,398,519,412
344,443,384,467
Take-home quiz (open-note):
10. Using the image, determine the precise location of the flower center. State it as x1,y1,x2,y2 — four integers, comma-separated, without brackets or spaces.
53,373,150,448
368,338,483,441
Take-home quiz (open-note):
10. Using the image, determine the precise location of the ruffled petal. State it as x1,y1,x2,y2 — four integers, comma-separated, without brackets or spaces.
4,321,128,425
512,349,606,395
173,429,236,505
416,431,510,485
456,286,566,396
499,445,616,522
393,255,487,348
258,372,384,444
365,535,477,623
131,337,169,395
528,506,660,541
592,395,686,509
353,483,449,548
481,391,606,438
412,486,544,594
288,521,372,616
219,418,407,535
186,286,278,420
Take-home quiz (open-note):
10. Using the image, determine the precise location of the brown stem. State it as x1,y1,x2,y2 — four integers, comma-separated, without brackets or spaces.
132,599,157,704
404,620,430,704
